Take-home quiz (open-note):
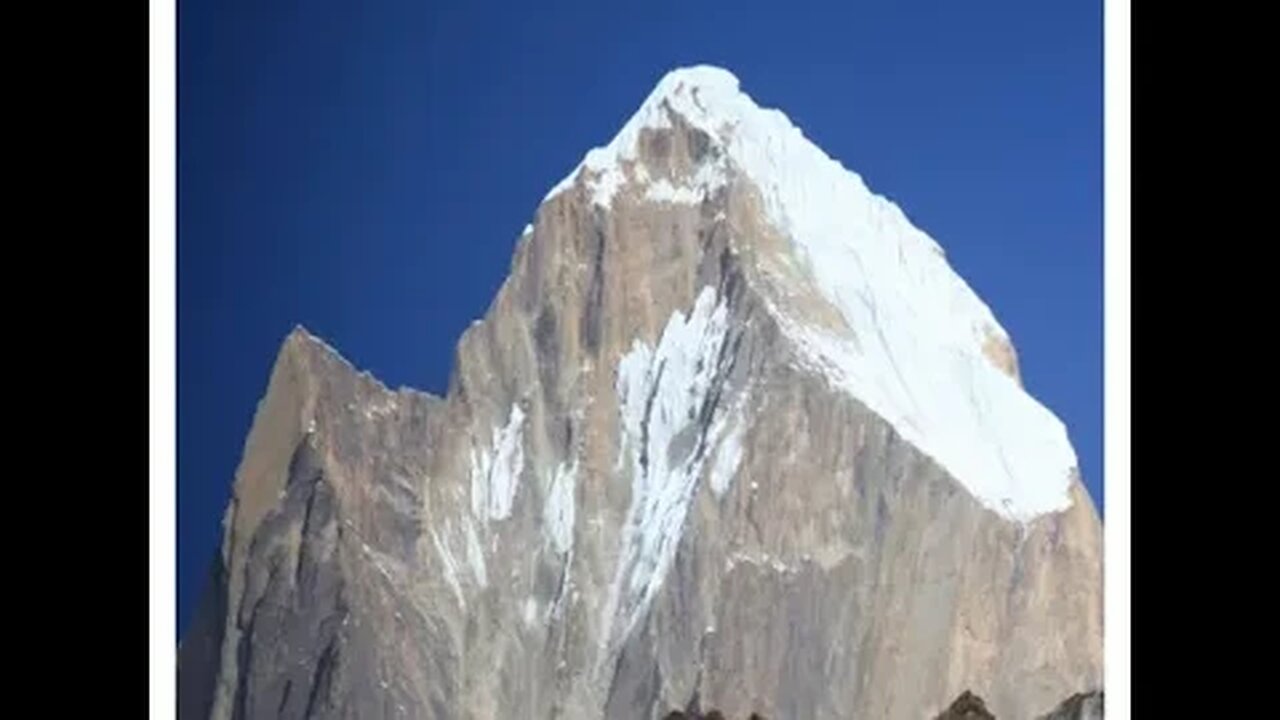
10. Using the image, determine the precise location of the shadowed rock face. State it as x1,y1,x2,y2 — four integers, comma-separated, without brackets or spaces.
178,67,1103,720
931,689,1103,720
1037,691,1104,720
935,691,995,720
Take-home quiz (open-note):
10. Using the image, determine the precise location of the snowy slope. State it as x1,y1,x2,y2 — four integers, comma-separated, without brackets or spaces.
547,65,1077,522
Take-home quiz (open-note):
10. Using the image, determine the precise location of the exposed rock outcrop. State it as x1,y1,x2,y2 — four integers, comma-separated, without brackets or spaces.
934,691,996,720
1037,691,1104,720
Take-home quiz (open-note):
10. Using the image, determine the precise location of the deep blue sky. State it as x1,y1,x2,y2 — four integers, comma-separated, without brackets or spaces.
179,0,1102,635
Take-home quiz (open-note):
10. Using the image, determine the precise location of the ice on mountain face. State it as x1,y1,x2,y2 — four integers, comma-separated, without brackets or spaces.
464,517,487,587
644,179,701,205
644,161,729,205
430,526,466,607
603,286,734,654
549,65,1076,522
708,395,749,498
544,460,577,555
522,597,539,628
545,69,732,210
470,404,526,521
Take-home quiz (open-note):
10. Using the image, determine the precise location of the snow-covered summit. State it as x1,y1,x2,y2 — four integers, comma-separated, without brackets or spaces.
546,65,1078,522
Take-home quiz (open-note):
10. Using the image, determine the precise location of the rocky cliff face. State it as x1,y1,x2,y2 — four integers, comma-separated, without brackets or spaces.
934,691,996,720
1036,692,1104,720
178,65,1103,720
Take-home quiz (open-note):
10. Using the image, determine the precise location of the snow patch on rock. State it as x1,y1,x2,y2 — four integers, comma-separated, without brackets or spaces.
547,65,1077,522
544,460,578,555
469,404,527,521
708,397,749,498
464,517,487,588
430,526,465,608
601,286,735,655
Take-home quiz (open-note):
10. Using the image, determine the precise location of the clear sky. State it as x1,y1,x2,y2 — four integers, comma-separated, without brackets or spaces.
179,0,1102,635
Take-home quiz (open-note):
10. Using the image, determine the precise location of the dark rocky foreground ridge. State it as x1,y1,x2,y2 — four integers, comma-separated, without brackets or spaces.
1033,691,1104,720
931,689,1103,720
179,66,1103,719
651,688,1103,719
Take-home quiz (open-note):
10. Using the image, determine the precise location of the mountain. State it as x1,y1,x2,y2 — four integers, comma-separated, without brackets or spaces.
178,65,1103,720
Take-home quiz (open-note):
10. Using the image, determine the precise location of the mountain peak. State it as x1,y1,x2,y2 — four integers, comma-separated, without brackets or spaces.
540,65,1076,523
649,64,742,101
545,63,781,206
